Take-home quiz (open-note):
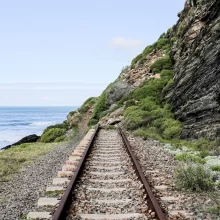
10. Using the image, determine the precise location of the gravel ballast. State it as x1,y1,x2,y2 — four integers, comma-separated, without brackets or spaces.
128,135,220,220
0,135,82,220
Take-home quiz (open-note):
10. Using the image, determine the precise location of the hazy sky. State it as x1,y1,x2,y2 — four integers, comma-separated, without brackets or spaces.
0,0,185,106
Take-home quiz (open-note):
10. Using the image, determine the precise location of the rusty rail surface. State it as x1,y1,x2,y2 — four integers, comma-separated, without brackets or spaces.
52,126,165,220
52,125,99,220
118,128,166,220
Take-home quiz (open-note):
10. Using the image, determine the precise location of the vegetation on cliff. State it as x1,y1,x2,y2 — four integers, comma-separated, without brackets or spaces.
40,122,68,143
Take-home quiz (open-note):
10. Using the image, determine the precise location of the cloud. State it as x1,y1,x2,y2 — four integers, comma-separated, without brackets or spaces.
110,37,142,51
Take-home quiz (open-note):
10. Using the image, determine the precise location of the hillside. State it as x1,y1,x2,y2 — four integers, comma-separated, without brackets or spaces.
67,0,220,142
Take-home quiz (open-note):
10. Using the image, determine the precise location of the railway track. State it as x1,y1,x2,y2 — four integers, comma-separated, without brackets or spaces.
27,127,166,220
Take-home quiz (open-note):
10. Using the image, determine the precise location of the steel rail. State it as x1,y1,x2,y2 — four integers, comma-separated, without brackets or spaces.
52,125,99,220
118,128,166,220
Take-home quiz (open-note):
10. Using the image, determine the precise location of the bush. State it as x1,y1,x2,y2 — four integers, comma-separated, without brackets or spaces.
88,118,99,126
78,97,96,113
92,92,107,119
139,98,159,111
163,125,182,139
161,118,182,139
125,100,136,108
142,37,169,57
124,107,149,130
175,153,206,164
210,165,220,172
43,122,67,134
142,45,154,57
134,128,164,142
131,54,143,66
150,56,172,74
174,163,215,191
133,79,167,101
41,128,66,143
54,135,66,142
69,111,76,116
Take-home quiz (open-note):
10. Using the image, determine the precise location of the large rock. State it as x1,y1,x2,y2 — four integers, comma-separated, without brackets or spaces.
106,81,134,106
2,134,40,150
170,0,220,139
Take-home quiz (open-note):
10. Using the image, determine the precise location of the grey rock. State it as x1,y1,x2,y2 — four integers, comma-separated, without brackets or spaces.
106,81,134,106
170,0,220,139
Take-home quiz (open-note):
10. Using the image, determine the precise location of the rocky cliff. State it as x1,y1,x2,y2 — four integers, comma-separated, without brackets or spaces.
170,0,220,139
67,0,220,141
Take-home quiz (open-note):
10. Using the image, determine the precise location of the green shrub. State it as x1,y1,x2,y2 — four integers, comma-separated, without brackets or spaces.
142,37,169,57
124,107,149,130
43,122,67,134
131,54,142,66
41,128,66,143
133,79,167,101
139,98,159,111
134,128,164,142
161,118,182,139
54,135,66,142
175,153,206,164
189,138,219,152
210,165,220,172
78,97,96,113
92,92,107,120
150,56,172,74
125,100,136,108
139,58,146,65
142,45,154,57
69,111,76,116
88,118,99,126
163,125,182,139
174,163,215,191
160,70,174,81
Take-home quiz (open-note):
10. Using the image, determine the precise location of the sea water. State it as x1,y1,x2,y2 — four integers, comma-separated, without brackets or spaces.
0,106,77,149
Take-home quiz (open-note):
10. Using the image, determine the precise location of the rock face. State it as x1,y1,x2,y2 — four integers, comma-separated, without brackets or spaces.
105,49,166,108
170,0,220,139
119,50,165,87
100,107,124,127
105,81,134,106
3,134,40,150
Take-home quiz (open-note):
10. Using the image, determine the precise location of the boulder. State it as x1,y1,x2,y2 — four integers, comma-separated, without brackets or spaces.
2,134,40,150
106,81,134,106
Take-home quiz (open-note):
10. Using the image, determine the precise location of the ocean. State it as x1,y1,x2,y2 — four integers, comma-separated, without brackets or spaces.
0,106,77,149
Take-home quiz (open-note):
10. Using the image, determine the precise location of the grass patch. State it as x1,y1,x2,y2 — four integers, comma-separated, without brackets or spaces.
0,196,6,203
206,206,220,215
45,190,64,197
175,153,206,164
0,142,58,182
210,165,220,172
174,163,215,192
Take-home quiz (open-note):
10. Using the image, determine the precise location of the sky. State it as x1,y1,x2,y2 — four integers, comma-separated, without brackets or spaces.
0,0,185,106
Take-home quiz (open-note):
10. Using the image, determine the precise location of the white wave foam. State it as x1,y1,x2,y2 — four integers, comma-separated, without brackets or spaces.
30,121,56,126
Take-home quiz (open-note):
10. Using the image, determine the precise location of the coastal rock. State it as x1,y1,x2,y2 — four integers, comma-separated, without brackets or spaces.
170,0,220,139
105,81,134,106
119,49,165,87
99,107,124,127
2,134,40,150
